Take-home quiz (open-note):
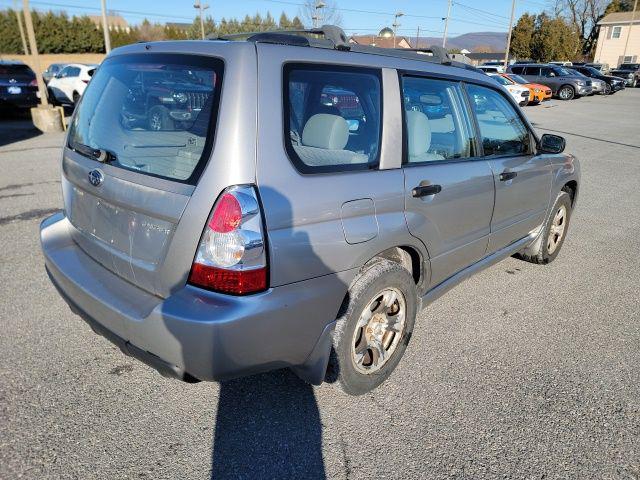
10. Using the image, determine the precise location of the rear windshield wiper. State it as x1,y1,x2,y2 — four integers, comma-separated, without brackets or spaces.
71,141,117,163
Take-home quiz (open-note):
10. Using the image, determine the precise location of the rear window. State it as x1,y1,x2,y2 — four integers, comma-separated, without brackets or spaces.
0,64,34,76
284,64,382,173
68,54,223,184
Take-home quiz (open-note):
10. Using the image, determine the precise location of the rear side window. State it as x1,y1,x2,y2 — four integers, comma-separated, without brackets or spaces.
466,84,532,157
525,66,541,75
68,54,223,184
284,64,382,173
510,66,524,74
401,76,475,163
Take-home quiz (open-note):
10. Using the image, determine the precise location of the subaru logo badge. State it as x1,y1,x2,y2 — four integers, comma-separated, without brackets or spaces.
88,169,104,187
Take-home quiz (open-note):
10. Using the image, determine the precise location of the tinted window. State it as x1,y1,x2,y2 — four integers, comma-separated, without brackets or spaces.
525,66,541,75
0,64,34,77
285,64,381,173
510,66,524,74
67,67,81,77
68,54,223,183
58,66,72,77
467,84,532,157
401,76,474,162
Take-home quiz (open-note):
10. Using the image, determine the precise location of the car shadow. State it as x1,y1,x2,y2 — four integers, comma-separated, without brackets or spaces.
210,369,326,479
0,108,42,147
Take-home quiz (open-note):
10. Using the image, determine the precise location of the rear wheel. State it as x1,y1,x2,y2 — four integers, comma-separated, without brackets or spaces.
326,259,417,395
633,78,638,88
558,85,575,100
514,191,572,264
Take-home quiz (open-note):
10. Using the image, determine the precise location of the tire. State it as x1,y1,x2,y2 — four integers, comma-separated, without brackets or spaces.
603,83,612,95
326,259,417,396
514,191,572,265
633,78,638,88
148,105,174,131
72,91,80,104
558,85,575,100
47,88,58,106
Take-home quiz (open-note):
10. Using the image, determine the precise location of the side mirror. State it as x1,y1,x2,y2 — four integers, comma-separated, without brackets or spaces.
538,133,565,154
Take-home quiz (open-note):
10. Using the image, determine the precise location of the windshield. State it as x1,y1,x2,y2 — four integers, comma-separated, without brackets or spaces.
67,54,223,184
507,74,528,84
492,75,511,86
584,67,600,76
571,69,587,77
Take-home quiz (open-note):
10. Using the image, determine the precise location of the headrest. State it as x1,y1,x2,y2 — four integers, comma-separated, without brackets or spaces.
302,113,349,150
405,110,432,157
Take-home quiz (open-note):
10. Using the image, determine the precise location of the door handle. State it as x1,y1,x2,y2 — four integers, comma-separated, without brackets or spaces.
499,171,517,181
412,184,442,197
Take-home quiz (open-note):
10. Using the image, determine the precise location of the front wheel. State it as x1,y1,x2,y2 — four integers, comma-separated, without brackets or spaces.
633,78,638,88
558,85,575,100
148,105,174,131
603,83,612,95
326,259,417,395
514,191,572,264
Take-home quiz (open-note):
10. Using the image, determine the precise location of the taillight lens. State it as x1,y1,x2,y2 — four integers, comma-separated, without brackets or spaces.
29,79,37,86
188,185,267,295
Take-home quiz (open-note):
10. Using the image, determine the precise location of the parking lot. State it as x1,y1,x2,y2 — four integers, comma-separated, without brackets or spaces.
1,89,639,479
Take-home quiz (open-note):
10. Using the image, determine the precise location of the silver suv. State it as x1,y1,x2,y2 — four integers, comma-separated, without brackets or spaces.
40,27,580,395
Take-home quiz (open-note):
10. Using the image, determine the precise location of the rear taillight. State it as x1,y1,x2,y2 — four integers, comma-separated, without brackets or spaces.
188,185,267,295
82,79,89,84
29,79,37,86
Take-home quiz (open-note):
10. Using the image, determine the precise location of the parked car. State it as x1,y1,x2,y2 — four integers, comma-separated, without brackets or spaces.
508,63,593,100
499,73,552,103
549,61,573,67
47,63,97,105
477,65,505,74
40,29,580,395
609,63,640,87
568,65,625,94
487,73,531,106
571,69,606,95
43,63,67,84
0,60,39,111
121,67,218,131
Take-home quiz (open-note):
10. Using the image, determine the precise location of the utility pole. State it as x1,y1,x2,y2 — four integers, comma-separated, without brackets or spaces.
194,0,209,40
442,0,452,48
622,0,638,62
416,26,420,49
393,11,404,48
22,0,47,106
100,0,111,53
13,0,29,55
503,0,517,70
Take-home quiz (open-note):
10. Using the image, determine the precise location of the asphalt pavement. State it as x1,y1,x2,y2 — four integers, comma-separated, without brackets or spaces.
1,90,639,480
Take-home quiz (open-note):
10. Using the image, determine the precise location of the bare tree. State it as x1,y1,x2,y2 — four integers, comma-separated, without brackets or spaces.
300,0,343,28
554,0,612,55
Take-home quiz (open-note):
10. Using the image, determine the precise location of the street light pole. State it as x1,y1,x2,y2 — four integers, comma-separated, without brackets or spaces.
194,0,210,40
313,1,326,28
100,0,111,53
503,0,517,70
442,0,452,48
22,0,47,107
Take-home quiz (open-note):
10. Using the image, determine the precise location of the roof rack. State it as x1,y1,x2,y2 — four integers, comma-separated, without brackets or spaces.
210,24,459,67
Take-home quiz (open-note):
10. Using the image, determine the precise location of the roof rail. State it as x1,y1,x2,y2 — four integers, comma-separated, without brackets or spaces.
210,24,466,68
212,24,351,51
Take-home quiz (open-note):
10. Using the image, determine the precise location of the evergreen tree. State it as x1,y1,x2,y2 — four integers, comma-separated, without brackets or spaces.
509,13,535,60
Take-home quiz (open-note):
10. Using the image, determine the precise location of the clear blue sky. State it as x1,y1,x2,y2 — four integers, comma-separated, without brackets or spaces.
1,0,551,37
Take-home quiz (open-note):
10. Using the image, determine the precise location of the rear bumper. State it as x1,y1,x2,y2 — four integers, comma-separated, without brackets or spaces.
40,213,347,384
0,92,38,108
577,86,592,96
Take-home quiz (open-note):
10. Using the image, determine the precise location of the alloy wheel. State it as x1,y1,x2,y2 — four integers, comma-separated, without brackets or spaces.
351,288,406,374
547,205,567,255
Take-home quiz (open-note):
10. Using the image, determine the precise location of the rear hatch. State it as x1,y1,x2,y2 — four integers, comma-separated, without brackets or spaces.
0,63,37,92
62,49,228,297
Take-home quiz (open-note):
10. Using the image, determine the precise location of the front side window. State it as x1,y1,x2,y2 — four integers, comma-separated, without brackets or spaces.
284,64,382,173
401,76,474,163
612,26,622,38
68,54,223,183
466,84,532,157
67,67,81,78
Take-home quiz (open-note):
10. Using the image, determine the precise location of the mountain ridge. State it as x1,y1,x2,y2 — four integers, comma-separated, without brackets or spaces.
410,31,507,52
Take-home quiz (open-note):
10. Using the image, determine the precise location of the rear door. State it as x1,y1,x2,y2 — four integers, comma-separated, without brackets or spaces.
465,83,551,253
523,66,542,85
400,75,495,287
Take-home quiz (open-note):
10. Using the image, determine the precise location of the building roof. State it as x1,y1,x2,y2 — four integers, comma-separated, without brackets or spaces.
598,11,640,25
349,35,412,49
88,14,129,28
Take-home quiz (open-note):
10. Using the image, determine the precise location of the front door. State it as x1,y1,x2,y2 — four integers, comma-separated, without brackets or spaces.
400,75,495,287
466,83,552,253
